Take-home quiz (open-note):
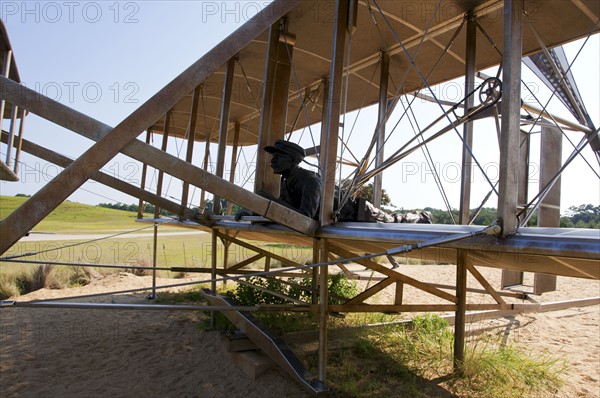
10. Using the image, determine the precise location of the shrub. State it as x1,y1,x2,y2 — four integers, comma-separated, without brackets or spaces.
228,274,358,306
0,273,20,299
68,267,92,287
0,264,57,299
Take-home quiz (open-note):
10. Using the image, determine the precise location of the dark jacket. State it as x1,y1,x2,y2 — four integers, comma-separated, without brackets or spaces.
279,166,359,221
279,166,322,219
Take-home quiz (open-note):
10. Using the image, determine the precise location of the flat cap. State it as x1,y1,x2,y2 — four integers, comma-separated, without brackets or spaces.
264,139,306,160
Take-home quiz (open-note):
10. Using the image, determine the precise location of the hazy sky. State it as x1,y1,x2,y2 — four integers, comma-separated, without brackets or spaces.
1,1,598,214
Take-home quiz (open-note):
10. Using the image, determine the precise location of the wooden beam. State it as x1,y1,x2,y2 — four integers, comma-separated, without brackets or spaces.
0,49,12,125
498,0,524,236
534,125,562,293
465,263,506,306
12,109,26,176
4,105,18,168
538,126,562,227
345,277,395,305
226,122,241,215
459,13,476,224
214,57,236,214
199,118,212,213
137,130,152,219
501,127,530,289
1,132,195,220
255,21,295,195
395,282,404,305
320,0,350,226
318,238,329,383
373,51,389,208
154,110,172,218
226,253,266,273
454,250,468,371
180,85,202,219
327,304,455,312
0,74,317,256
0,0,302,254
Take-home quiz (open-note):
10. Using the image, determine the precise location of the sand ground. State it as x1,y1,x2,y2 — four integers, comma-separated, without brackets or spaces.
0,266,598,398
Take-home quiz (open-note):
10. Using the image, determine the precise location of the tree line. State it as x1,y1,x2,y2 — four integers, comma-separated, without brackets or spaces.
97,201,599,228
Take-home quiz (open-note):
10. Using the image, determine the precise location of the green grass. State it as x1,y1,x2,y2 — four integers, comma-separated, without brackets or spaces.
159,282,566,398
0,195,311,298
310,315,565,398
0,195,154,232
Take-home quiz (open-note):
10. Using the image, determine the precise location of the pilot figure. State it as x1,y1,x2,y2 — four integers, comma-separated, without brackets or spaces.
258,139,432,224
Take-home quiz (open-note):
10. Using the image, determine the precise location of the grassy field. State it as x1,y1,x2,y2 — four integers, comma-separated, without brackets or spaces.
0,195,312,297
0,195,157,232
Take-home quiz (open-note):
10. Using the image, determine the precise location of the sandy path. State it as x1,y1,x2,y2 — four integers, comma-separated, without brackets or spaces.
1,267,598,397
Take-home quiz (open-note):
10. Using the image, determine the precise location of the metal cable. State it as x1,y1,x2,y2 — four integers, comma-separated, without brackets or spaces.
1,218,176,261
8,223,500,306
401,97,457,223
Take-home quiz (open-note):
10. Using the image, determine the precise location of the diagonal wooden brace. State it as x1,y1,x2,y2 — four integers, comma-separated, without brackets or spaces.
0,0,309,254
0,131,198,221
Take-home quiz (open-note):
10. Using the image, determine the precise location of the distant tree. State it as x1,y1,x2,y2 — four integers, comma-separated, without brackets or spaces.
354,183,392,207
560,204,600,228
423,207,458,225
97,202,171,216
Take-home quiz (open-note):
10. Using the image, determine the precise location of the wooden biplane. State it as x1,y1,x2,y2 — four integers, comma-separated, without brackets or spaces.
1,1,599,394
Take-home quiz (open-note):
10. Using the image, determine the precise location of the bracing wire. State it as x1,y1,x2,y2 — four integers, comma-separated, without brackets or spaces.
516,18,600,223
346,9,466,199
369,0,498,198
401,96,457,223
8,223,500,305
337,0,451,213
282,33,320,166
337,27,354,208
1,219,174,261
519,129,599,226
520,14,600,177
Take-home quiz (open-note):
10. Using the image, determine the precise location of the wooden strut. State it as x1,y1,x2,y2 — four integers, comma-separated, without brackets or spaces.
0,132,199,221
0,0,305,255
0,75,318,256
179,85,202,220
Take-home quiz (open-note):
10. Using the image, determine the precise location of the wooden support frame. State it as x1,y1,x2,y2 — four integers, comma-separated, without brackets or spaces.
345,278,395,305
12,109,26,176
226,122,241,215
533,125,562,294
213,57,236,214
137,130,153,219
453,250,468,371
502,128,531,291
0,0,302,254
318,238,329,383
498,0,524,236
459,13,476,225
199,116,212,213
255,19,295,196
4,104,18,168
0,49,12,124
0,73,318,255
154,110,172,218
319,0,350,226
538,126,562,227
179,85,202,219
373,51,389,208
